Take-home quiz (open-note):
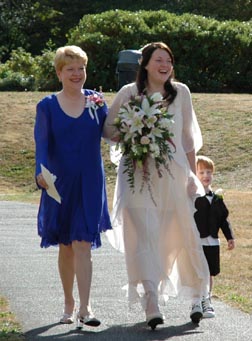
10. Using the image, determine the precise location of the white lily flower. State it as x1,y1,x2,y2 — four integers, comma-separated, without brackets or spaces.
149,127,163,138
120,122,131,134
124,131,135,141
150,92,163,102
129,116,144,134
145,116,158,128
141,97,161,117
119,104,136,121
159,117,174,129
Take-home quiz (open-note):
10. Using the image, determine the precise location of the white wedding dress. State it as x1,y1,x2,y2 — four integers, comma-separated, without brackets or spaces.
104,82,209,307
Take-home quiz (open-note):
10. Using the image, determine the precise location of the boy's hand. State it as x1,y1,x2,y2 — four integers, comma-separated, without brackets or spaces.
227,239,235,250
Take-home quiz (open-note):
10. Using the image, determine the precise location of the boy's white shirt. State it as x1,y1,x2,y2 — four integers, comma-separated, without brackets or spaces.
200,193,220,246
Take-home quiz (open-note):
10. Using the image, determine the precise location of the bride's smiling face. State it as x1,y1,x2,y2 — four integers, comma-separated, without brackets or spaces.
145,48,173,85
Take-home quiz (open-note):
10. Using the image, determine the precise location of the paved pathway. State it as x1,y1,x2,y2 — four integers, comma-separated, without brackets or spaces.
0,201,251,340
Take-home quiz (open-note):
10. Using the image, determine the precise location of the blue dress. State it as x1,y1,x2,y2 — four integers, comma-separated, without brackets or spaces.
34,89,112,249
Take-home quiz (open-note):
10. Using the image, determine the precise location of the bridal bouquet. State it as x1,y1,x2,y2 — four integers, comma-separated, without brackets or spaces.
113,92,175,204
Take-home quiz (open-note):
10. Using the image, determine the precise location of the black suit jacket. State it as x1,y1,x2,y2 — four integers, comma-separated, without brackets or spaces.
194,194,234,240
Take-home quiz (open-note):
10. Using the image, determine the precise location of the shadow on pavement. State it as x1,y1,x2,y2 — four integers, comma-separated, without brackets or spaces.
25,320,203,340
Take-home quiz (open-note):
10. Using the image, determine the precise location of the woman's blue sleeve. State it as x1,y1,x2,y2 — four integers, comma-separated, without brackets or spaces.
34,100,50,176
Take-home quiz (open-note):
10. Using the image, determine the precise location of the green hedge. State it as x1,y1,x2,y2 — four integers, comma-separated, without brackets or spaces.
68,10,252,93
0,10,251,92
0,48,58,91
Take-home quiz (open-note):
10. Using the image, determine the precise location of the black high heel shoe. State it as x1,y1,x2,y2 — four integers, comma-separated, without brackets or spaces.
146,313,164,330
145,291,164,330
76,313,101,329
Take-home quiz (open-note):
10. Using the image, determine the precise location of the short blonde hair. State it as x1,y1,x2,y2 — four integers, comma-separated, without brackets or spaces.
54,45,88,71
196,155,215,172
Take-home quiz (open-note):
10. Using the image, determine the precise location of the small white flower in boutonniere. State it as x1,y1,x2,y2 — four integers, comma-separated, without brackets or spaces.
215,188,224,200
86,93,105,124
113,91,176,205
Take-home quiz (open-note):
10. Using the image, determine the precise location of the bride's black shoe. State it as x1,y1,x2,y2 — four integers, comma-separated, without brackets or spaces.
145,291,165,330
146,313,164,330
76,313,101,329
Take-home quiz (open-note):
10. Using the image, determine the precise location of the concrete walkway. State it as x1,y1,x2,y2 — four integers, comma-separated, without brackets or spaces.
0,201,251,340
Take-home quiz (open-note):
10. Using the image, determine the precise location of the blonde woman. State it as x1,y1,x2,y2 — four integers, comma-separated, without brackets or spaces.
34,45,111,328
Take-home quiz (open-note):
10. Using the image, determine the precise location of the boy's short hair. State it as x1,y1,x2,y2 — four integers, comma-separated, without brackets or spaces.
54,45,88,71
196,155,215,172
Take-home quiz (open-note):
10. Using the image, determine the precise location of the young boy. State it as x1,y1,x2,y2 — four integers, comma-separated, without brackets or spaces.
194,155,235,318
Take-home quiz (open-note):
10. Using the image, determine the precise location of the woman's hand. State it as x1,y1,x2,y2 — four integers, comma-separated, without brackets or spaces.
187,176,197,197
111,135,120,142
36,173,49,189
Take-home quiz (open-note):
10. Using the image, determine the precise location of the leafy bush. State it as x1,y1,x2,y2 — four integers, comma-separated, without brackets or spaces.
68,10,252,93
68,11,151,90
33,50,58,91
0,48,57,91
0,71,35,91
0,10,251,92
0,48,36,90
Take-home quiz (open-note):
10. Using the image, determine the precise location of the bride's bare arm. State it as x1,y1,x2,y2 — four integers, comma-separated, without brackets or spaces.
103,95,122,139
186,149,196,174
103,83,137,139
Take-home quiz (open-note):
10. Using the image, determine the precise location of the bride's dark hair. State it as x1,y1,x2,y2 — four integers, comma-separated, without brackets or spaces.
136,42,177,104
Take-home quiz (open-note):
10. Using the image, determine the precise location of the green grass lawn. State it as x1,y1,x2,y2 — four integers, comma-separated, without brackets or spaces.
0,91,252,337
